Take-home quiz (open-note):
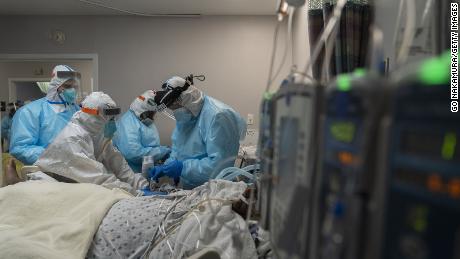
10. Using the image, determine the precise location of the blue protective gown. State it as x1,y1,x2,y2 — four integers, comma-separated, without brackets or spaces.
1,116,12,142
9,98,78,165
113,110,170,173
168,96,246,189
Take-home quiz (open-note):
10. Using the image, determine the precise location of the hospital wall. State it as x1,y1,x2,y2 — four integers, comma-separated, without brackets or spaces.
0,15,291,145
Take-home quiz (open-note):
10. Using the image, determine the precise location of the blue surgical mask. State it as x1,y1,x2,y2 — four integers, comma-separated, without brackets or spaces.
62,88,76,104
104,119,117,139
173,108,193,123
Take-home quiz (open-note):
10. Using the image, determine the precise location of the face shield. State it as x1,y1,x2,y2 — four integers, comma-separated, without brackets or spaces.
154,74,205,121
81,106,121,121
56,71,81,88
82,105,121,140
56,71,82,105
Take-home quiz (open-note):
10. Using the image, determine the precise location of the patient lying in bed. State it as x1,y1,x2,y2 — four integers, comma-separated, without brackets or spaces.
1,160,258,259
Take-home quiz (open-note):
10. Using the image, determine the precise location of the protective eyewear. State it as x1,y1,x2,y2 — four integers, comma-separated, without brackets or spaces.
82,106,121,119
155,74,205,109
60,80,79,89
56,71,82,80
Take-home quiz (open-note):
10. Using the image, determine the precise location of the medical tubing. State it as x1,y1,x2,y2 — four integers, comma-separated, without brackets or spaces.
289,6,295,69
145,198,235,258
222,171,253,182
302,0,347,78
144,195,188,258
215,164,259,181
321,21,340,82
266,21,282,92
242,164,259,171
392,0,405,55
209,155,241,179
268,8,294,92
77,0,199,17
396,0,417,64
420,0,434,35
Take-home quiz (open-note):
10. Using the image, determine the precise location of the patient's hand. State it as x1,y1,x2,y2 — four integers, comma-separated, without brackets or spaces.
5,159,22,186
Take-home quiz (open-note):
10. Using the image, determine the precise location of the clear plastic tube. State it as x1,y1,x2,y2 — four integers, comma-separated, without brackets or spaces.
215,166,258,182
303,0,347,78
396,0,417,64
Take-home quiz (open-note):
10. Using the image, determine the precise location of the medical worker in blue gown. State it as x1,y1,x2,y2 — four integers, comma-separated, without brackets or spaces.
113,90,171,173
150,75,247,189
9,65,80,165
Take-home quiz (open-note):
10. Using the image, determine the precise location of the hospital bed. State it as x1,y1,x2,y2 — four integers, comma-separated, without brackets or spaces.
0,163,263,259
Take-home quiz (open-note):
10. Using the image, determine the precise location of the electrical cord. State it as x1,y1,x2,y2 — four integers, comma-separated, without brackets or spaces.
392,0,405,53
269,7,294,90
302,0,347,79
76,0,200,17
320,19,340,83
396,0,417,64
266,21,282,92
417,0,434,37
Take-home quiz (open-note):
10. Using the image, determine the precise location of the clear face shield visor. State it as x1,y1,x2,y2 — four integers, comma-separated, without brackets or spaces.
57,71,81,89
101,107,121,121
81,106,121,121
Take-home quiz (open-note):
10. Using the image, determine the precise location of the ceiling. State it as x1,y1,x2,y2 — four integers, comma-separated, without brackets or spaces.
0,0,278,16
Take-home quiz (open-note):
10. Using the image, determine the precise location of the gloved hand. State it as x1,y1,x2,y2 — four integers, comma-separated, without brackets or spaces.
148,160,183,183
140,186,167,196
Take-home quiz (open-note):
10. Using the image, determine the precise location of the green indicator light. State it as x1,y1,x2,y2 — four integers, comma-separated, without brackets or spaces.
337,75,351,92
354,68,366,77
330,122,355,143
442,132,457,160
411,206,429,233
413,219,427,233
418,51,450,85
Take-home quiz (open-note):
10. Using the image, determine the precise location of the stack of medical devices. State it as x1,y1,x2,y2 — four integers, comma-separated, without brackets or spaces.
254,1,458,259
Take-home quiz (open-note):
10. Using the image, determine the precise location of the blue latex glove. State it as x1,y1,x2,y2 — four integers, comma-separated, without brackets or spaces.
141,186,167,196
149,160,183,183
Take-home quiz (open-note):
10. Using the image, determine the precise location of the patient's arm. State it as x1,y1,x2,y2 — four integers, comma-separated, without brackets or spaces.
5,159,22,186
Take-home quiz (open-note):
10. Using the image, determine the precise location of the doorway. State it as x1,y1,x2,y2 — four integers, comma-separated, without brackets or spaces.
8,78,48,103
0,53,98,104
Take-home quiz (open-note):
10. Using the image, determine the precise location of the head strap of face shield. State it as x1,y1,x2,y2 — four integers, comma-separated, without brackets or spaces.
103,107,121,116
55,71,82,80
155,74,194,109
81,107,120,117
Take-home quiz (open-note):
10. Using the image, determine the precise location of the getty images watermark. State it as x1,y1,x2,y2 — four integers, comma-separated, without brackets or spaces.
452,3,459,112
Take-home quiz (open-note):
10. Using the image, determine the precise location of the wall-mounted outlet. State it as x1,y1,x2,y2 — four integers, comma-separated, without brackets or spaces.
242,129,259,146
246,128,257,137
247,113,254,125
